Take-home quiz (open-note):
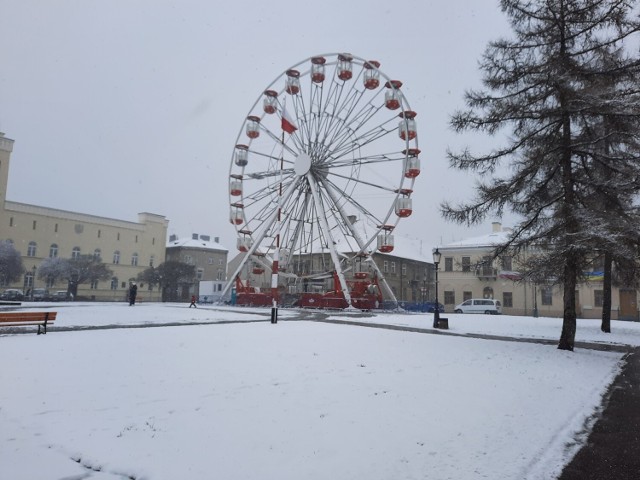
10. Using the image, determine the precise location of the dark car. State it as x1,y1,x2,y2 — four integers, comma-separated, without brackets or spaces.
32,288,51,301
403,301,445,313
0,289,24,301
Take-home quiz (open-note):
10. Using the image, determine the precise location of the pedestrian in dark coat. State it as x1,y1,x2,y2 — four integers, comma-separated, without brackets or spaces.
129,282,138,306
189,295,197,308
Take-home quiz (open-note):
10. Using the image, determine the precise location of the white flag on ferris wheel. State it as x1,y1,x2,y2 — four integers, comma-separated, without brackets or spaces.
281,104,298,134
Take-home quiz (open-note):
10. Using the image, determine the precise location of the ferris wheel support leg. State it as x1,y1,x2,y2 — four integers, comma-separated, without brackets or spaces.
322,180,399,306
218,179,301,304
306,173,353,307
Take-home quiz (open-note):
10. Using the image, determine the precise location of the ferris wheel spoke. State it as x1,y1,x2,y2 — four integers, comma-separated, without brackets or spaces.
323,176,390,225
325,169,399,194
322,153,404,170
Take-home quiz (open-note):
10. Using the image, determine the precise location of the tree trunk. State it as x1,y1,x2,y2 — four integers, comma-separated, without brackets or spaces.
558,258,578,351
601,251,612,333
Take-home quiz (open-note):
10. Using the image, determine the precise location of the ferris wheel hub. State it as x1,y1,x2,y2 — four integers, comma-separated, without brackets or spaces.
294,152,312,176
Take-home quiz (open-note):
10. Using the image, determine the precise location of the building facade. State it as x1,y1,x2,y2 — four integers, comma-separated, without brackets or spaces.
165,234,229,301
1,132,169,301
438,222,639,320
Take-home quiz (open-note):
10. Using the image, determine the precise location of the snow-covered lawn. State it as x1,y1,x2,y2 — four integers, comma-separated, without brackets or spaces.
2,303,638,479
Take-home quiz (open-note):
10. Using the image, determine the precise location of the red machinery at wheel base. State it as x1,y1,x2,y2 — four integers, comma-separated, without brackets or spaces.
295,271,383,310
234,271,383,310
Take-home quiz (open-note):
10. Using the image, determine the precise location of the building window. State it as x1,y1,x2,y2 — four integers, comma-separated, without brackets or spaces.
25,271,34,288
216,270,225,281
110,277,118,290
483,286,494,299
9,217,13,227
90,280,98,290
401,264,407,276
72,247,81,259
196,268,204,280
93,249,101,260
541,287,553,306
461,257,471,272
98,229,101,238
594,290,604,307
152,237,155,245
444,257,453,272
135,235,138,243
131,253,139,266
55,223,58,232
49,244,58,258
463,291,472,301
117,232,120,241
219,258,223,266
33,220,37,230
501,256,513,271
208,257,214,265
113,251,120,264
391,262,396,274
383,261,388,273
184,255,193,265
27,241,37,257
46,277,55,288
503,292,513,308
444,291,455,305
150,255,155,267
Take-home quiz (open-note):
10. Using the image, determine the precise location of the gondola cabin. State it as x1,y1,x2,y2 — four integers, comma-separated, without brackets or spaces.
263,90,278,114
398,111,417,141
230,203,244,225
311,56,326,83
403,148,421,178
385,80,403,110
234,144,249,167
246,116,260,139
337,54,353,81
285,69,300,95
229,175,243,196
363,60,381,89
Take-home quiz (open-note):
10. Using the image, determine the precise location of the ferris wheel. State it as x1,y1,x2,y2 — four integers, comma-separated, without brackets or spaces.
224,53,421,308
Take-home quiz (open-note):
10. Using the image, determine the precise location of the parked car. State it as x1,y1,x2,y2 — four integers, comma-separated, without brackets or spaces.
403,301,445,313
454,298,502,315
0,289,24,301
53,290,69,301
31,288,51,301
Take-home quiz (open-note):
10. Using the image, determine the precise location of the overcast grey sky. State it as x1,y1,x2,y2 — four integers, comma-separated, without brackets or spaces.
0,0,513,252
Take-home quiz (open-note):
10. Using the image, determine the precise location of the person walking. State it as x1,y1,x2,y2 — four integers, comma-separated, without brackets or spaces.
189,295,197,308
129,282,138,306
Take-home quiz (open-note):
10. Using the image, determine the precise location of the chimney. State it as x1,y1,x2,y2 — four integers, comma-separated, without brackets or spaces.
192,233,199,240
492,222,502,233
214,237,220,243
169,234,177,242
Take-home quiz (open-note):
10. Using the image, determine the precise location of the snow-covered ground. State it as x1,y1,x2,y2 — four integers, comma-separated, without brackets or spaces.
2,302,638,480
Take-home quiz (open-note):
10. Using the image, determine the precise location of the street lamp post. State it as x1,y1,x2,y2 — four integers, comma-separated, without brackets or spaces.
31,265,36,301
533,284,539,318
432,248,441,328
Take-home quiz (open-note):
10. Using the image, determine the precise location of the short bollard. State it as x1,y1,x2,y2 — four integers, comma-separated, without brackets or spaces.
271,307,278,324
438,317,449,329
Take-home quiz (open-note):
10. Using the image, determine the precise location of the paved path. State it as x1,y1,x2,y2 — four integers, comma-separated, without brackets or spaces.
558,347,640,480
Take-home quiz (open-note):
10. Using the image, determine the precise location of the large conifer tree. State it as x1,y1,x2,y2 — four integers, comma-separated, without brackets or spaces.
442,0,640,350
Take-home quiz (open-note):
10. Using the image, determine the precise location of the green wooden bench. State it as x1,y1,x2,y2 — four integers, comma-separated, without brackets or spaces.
0,311,57,334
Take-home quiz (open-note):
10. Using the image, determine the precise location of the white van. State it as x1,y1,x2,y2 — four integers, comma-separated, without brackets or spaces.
454,298,502,315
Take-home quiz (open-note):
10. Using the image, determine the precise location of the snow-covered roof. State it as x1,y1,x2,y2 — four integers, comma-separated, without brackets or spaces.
442,229,511,249
166,236,229,252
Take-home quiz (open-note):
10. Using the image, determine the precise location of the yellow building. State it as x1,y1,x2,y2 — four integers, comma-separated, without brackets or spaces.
438,222,639,320
0,132,168,302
